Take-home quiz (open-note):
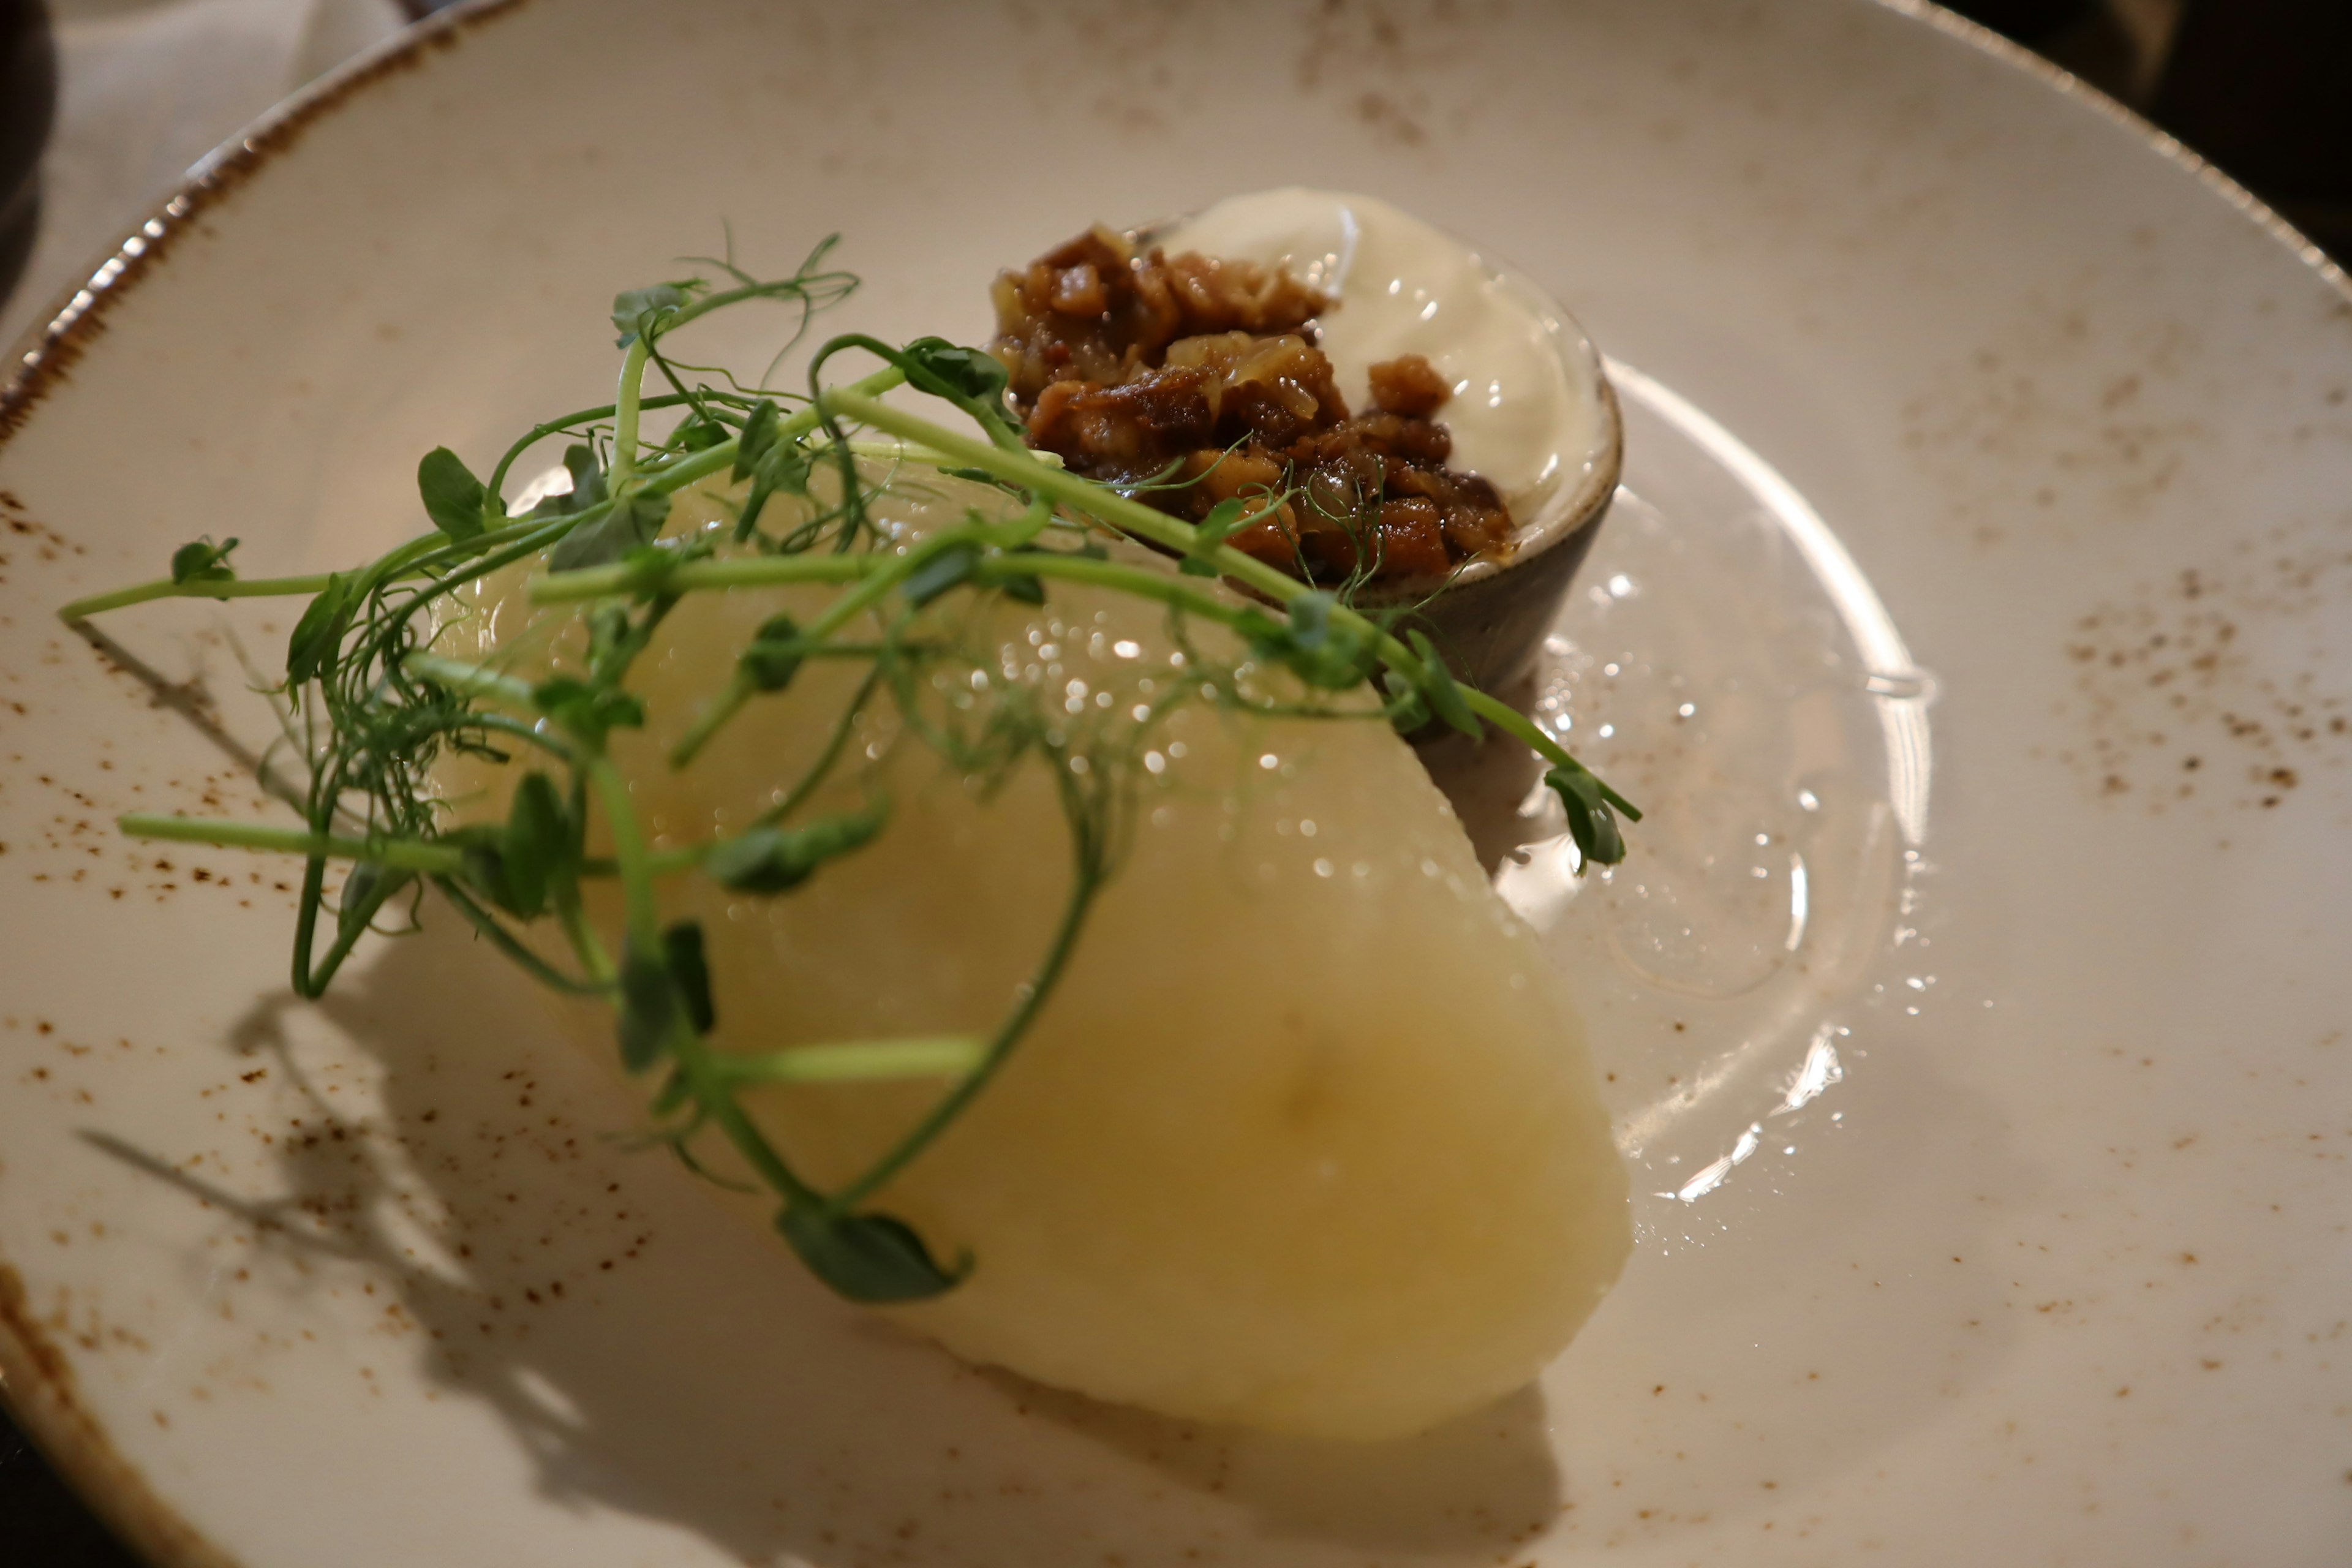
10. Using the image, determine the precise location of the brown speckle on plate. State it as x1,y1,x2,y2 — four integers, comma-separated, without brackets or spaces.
2052,518,2350,812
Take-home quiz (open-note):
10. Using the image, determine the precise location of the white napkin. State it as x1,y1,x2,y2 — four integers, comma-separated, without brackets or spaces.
3,0,407,350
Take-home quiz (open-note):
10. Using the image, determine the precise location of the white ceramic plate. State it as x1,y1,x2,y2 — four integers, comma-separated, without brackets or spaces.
4,2,2349,1563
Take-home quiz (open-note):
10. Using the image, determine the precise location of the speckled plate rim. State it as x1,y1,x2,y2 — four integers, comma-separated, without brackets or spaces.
0,9,533,1561
0,3,2346,1564
0,0,531,450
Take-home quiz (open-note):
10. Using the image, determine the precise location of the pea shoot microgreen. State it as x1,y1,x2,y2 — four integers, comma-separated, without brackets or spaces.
58,237,1638,1306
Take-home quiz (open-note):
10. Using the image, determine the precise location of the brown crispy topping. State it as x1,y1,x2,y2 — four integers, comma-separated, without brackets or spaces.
989,232,1513,586
1367,353,1453,418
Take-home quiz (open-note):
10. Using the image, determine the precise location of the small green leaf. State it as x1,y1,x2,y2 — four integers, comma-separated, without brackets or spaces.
735,439,813,543
499,772,570,919
1407,630,1482,739
649,1068,693,1119
674,416,730,453
564,445,610,511
900,543,979,608
611,281,695,348
1384,685,1431,736
778,1202,968,1303
285,574,354,685
1545,766,1626,868
733,398,780,481
584,604,632,674
336,862,410,937
549,490,669,573
663,921,715,1035
981,530,1055,601
616,944,676,1072
760,439,814,499
1234,606,1286,647
446,821,515,913
1289,592,1345,639
1181,497,1252,577
705,802,887,895
899,336,1023,442
739,612,804,693
901,337,1011,406
532,676,646,742
526,446,610,522
995,570,1046,605
1287,592,1361,682
417,447,491,542
1246,591,1375,691
340,861,386,919
168,536,239,585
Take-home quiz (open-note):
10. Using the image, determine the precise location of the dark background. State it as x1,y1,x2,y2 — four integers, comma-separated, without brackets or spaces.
2006,0,2352,261
2,0,2348,1560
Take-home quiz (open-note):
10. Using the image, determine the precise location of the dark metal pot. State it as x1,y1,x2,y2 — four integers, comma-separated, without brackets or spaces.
1,0,58,317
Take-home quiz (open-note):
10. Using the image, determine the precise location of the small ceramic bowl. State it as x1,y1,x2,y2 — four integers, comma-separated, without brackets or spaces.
1121,214,1623,696
1347,270,1623,696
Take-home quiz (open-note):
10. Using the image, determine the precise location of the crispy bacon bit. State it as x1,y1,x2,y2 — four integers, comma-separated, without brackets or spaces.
1366,354,1453,418
1049,263,1108,316
989,226,1330,407
989,232,1515,586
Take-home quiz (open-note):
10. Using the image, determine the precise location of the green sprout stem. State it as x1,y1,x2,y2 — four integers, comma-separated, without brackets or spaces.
715,1036,987,1085
119,812,465,875
120,802,856,891
823,391,1409,651
608,338,655,493
758,662,885,829
554,885,619,987
837,822,1100,1209
822,390,1632,807
402,652,541,710
529,546,1258,632
821,390,1306,603
58,573,338,623
668,671,759,769
589,755,662,956
533,551,876,603
53,365,923,631
635,529,1235,768
57,507,590,628
484,392,699,503
589,752,822,1208
429,873,609,997
614,364,910,506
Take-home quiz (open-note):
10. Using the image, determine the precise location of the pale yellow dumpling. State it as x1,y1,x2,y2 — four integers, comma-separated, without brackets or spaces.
435,467,1629,1441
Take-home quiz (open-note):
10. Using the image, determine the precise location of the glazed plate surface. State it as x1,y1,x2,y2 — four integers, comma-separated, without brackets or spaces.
2,2,2348,1564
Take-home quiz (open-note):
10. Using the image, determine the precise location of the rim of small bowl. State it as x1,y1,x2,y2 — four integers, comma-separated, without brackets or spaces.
1347,258,1624,609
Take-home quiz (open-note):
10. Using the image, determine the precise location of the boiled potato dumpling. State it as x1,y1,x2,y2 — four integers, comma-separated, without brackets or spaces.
435,467,1629,1441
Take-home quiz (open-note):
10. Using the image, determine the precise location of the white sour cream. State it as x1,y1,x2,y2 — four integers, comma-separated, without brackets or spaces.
1153,188,1602,510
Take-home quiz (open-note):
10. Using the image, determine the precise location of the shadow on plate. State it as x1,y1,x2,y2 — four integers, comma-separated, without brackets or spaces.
95,910,1569,1567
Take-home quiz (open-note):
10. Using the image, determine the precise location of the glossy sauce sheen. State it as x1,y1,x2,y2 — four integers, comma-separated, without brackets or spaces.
436,469,1631,1441
1157,187,1597,509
